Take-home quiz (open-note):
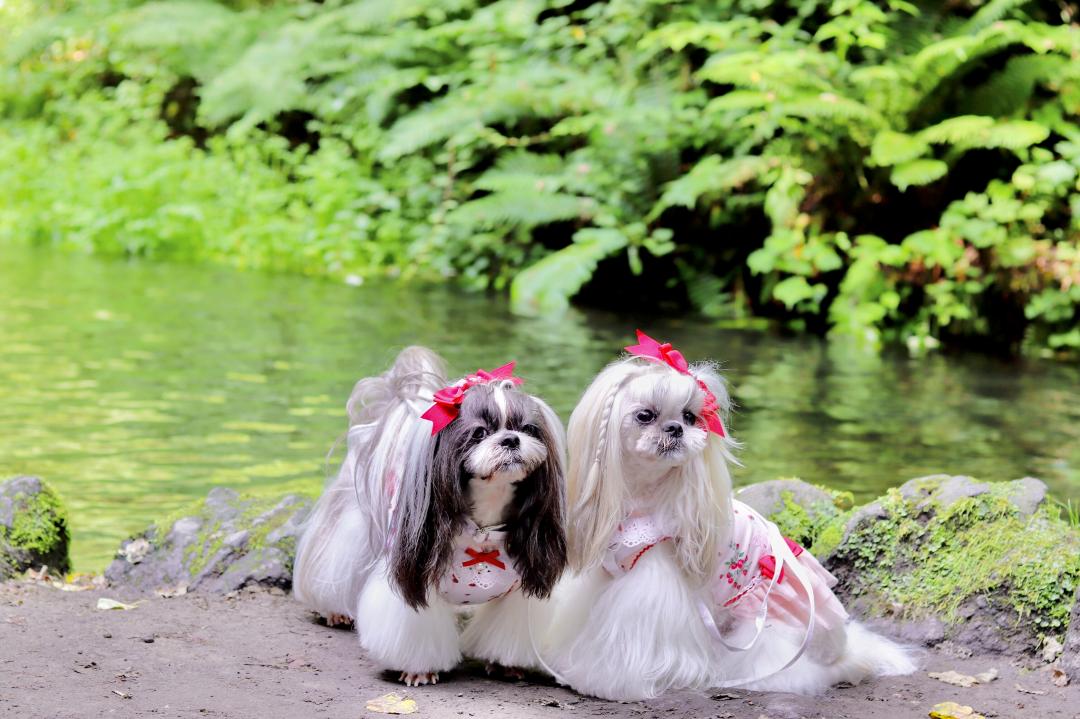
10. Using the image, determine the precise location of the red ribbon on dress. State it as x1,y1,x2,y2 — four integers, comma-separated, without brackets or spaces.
462,547,506,570
420,362,522,435
758,537,804,583
624,329,726,437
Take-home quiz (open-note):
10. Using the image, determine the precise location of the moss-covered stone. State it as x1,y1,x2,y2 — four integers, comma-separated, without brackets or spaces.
738,478,853,551
824,475,1079,657
0,476,71,580
105,487,312,595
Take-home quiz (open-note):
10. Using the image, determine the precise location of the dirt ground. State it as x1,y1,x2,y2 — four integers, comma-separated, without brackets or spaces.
1,581,1075,719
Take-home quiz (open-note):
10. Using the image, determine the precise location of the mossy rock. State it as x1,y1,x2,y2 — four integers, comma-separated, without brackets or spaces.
0,476,71,580
105,488,312,595
737,478,853,552
822,475,1078,659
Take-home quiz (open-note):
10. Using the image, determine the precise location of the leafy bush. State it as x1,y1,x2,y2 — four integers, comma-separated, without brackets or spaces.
2,0,1079,355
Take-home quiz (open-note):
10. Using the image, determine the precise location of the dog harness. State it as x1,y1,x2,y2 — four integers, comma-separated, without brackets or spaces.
436,520,521,605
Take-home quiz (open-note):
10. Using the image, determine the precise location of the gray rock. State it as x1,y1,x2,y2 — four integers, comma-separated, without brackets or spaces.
737,478,838,520
1007,476,1047,517
826,475,1069,660
838,499,886,544
105,489,312,596
1062,589,1080,681
898,474,989,511
0,476,70,580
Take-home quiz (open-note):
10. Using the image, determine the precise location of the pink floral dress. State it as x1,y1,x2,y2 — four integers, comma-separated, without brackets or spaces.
603,499,848,640
435,520,522,606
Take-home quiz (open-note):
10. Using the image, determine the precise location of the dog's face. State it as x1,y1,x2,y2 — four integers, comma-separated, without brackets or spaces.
618,371,709,469
397,378,566,607
441,381,550,485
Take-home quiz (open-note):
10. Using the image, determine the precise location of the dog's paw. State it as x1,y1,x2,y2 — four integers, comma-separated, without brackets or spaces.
398,671,439,687
484,662,526,681
324,613,353,628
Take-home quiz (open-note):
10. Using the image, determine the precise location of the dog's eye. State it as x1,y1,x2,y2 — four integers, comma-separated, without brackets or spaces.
522,423,541,438
635,409,656,424
471,427,488,441
683,410,697,425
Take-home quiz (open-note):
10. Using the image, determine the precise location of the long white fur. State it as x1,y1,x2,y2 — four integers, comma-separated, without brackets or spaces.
549,356,915,700
293,347,562,682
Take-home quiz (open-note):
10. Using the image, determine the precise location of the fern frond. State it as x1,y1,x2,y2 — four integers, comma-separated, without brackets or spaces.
651,155,771,218
705,91,772,114
965,54,1067,117
639,19,762,53
918,115,996,144
962,0,1033,34
780,93,885,130
870,130,930,166
198,18,327,127
697,50,836,94
446,192,594,229
473,153,568,194
378,63,606,160
908,20,1043,98
891,158,947,190
509,228,628,314
918,115,1049,150
115,1,268,81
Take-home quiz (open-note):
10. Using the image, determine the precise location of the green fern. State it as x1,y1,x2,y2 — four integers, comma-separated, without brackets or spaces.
871,130,929,166
473,153,568,194
651,155,771,218
446,192,594,229
918,115,1049,151
891,158,948,190
962,0,1034,34
510,228,628,314
965,54,1068,117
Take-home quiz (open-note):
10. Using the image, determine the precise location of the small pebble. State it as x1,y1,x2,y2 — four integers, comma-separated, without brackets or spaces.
103,633,112,639
142,636,155,643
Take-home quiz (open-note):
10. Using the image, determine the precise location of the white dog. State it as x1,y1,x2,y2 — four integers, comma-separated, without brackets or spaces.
293,347,567,686
547,331,915,700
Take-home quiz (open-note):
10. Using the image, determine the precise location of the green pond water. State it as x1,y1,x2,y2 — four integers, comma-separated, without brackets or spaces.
2,246,1078,570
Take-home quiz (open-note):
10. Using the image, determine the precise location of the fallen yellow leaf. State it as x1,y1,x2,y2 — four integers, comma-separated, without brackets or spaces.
96,597,139,611
366,693,417,715
927,668,997,687
929,701,985,719
928,670,978,687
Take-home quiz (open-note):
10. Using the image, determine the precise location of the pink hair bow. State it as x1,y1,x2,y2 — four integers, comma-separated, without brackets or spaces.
420,362,522,435
625,329,726,437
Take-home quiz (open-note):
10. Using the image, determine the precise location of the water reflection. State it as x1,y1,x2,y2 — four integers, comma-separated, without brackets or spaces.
1,246,1077,569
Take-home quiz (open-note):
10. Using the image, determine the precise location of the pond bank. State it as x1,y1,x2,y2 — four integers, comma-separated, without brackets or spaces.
2,581,1075,719
2,473,1079,716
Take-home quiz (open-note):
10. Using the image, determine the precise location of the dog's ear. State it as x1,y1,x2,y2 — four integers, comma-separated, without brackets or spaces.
390,425,468,609
505,397,567,598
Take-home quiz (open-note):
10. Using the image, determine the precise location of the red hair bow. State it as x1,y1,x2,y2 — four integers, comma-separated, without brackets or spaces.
625,330,726,437
420,362,522,435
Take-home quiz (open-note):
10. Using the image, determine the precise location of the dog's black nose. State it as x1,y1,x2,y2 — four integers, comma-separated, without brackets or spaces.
663,422,683,438
500,434,520,449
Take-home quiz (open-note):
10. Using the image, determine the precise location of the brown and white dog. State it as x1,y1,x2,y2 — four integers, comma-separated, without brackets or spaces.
293,347,566,686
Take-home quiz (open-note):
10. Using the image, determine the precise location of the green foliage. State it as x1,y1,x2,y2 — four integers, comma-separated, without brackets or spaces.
1,0,1079,355
764,487,852,552
511,228,629,314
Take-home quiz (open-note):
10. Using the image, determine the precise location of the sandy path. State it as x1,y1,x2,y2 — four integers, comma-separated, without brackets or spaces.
1,581,1075,719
